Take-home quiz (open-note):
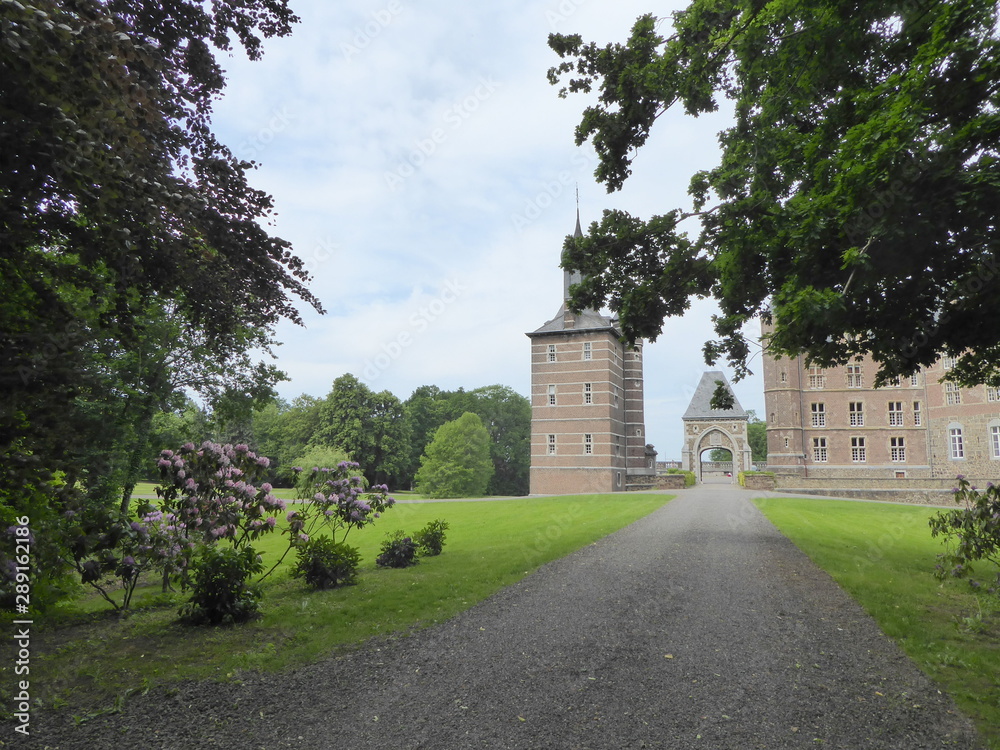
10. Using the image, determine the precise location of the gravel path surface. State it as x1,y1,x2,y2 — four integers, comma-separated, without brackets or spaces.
17,485,985,749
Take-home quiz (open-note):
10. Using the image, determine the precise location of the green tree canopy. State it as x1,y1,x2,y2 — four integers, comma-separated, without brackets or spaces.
403,384,530,495
746,410,768,464
549,1,1000,388
313,375,410,487
1,1,320,510
415,412,494,499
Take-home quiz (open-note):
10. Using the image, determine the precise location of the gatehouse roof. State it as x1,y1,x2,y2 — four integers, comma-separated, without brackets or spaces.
683,371,747,420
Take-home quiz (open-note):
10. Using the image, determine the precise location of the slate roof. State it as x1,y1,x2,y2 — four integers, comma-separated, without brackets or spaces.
527,303,620,337
683,371,748,420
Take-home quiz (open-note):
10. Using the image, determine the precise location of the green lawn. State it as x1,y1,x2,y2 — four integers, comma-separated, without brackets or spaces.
12,493,670,716
755,496,1000,749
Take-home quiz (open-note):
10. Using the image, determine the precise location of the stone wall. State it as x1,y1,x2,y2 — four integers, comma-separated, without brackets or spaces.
743,474,776,491
771,486,957,507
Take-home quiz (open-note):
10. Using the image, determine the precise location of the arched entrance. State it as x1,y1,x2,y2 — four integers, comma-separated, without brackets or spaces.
698,444,734,483
681,372,753,483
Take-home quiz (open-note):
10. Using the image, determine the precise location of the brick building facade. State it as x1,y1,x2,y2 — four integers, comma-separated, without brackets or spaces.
525,216,655,494
763,342,1000,483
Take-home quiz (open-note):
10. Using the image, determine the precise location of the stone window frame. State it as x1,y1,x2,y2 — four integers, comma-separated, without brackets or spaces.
913,401,922,426
584,382,592,404
849,401,864,426
547,434,556,455
547,344,556,362
810,402,826,427
945,382,962,405
888,401,904,426
890,436,906,462
584,434,593,455
582,342,592,361
851,436,866,463
548,384,556,406
812,436,828,462
989,420,1000,460
948,423,965,460
846,363,864,388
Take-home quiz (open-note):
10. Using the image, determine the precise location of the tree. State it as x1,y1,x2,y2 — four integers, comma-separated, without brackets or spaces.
1,0,319,608
548,2,1000,389
468,385,531,496
415,413,494,499
402,386,470,485
251,394,323,485
313,375,410,487
708,448,731,462
402,384,531,495
746,410,768,465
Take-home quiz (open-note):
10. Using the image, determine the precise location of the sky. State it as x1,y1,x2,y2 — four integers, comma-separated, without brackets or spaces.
210,0,766,460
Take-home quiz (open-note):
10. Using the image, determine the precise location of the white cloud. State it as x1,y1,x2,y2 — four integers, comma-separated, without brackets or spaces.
213,0,758,459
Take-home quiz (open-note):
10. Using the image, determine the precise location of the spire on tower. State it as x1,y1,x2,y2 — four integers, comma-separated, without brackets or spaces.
574,184,582,238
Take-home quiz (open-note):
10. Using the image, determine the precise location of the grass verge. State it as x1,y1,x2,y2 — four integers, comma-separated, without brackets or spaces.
3,493,670,716
754,496,1000,749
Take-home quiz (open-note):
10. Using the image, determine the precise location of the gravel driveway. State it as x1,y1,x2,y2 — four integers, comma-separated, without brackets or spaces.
17,484,985,749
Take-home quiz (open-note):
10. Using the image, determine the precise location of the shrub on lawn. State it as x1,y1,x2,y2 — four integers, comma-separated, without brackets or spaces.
179,545,264,626
375,531,418,568
291,537,362,589
930,476,1000,592
414,519,449,556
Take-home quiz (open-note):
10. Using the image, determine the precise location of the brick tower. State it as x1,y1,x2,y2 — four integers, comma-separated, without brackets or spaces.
526,213,654,494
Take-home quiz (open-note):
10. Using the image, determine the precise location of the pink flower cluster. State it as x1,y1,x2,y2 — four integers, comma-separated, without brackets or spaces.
155,441,285,549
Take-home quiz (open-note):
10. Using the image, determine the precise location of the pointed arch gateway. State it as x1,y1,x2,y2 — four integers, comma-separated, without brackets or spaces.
682,372,752,483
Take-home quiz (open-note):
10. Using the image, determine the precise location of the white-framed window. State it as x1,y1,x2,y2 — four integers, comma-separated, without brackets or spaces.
945,381,962,405
616,471,622,488
614,437,621,457
808,367,826,389
810,402,826,427
547,344,556,362
547,384,556,405
851,436,866,463
987,387,1000,402
547,434,556,455
949,427,964,460
990,424,1000,459
613,387,619,406
888,376,902,388
584,434,593,455
635,427,642,437
890,436,906,462
784,437,790,449
584,383,592,404
888,401,904,426
913,401,922,426
849,402,864,426
942,355,956,370
583,342,592,361
910,373,920,386
780,371,787,383
812,437,828,462
847,364,863,388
